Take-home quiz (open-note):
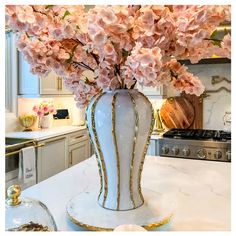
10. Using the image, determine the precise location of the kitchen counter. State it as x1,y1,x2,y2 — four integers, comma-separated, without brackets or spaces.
151,132,164,139
5,125,87,141
21,155,230,231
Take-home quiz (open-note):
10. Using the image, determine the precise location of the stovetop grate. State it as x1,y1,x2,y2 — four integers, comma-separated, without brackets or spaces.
163,129,231,141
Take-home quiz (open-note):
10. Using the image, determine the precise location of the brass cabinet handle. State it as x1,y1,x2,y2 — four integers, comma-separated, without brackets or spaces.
60,77,63,90
36,143,45,148
73,135,85,140
57,77,62,91
57,77,60,90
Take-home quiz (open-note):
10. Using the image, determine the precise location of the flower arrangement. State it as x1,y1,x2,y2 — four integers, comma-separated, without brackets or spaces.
6,5,231,107
33,101,57,117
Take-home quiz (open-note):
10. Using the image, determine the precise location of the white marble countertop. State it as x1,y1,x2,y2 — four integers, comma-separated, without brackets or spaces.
5,125,87,141
21,155,231,231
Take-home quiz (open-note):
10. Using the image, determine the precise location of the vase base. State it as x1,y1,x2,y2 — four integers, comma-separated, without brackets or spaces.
66,188,174,231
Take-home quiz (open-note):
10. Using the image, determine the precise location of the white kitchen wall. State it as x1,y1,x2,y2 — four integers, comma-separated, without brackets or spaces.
5,112,21,132
17,96,85,131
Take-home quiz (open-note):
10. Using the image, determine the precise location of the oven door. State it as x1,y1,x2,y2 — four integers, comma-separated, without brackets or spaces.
5,145,37,190
5,152,20,189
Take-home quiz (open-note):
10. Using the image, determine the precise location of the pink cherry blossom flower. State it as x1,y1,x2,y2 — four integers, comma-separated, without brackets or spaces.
221,33,231,58
5,5,231,107
100,7,117,24
58,49,70,60
17,6,35,24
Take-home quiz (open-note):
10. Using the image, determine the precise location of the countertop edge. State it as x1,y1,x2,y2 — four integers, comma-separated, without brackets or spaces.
5,126,87,141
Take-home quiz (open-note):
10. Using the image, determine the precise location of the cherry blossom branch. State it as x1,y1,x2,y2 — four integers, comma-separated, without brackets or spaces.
72,61,94,72
31,6,47,16
114,64,124,88
73,39,99,65
64,40,96,72
130,79,137,89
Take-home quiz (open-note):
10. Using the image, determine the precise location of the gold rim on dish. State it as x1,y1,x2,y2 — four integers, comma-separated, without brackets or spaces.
66,211,173,231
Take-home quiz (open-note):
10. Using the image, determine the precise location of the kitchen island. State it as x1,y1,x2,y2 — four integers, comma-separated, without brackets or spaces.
21,155,231,231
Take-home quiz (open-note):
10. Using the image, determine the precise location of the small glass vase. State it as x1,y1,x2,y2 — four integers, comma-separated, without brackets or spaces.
39,114,53,129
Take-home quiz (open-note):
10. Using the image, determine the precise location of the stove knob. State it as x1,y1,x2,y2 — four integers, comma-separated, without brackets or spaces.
197,149,207,159
214,150,222,159
182,148,190,156
172,146,179,155
161,146,169,154
226,151,231,161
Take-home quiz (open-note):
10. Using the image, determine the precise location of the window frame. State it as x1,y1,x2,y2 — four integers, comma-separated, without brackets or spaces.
5,30,18,115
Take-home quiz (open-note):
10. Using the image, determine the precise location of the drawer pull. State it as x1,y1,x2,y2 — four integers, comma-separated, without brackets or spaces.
73,135,84,139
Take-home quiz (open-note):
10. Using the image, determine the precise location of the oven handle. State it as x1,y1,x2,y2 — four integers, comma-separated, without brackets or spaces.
5,143,45,157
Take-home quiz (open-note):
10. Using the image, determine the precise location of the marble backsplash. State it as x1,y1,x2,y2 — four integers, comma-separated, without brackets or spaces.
188,63,231,131
151,63,231,131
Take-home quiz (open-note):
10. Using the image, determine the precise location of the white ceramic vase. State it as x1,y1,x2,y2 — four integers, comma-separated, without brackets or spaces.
40,114,53,129
86,89,154,211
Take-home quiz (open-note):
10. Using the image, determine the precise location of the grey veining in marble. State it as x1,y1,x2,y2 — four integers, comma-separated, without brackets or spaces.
188,63,231,131
151,63,231,131
21,155,231,231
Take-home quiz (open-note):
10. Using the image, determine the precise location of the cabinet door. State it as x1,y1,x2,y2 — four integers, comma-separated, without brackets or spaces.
147,139,156,156
136,84,166,97
37,136,68,182
69,140,89,167
18,52,40,95
61,78,73,94
40,71,72,95
89,141,95,156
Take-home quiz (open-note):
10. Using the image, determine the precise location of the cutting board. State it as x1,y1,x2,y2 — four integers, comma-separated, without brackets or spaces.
160,97,195,129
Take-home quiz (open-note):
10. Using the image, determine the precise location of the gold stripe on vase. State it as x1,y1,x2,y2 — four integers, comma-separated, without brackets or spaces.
91,93,108,207
127,91,139,209
137,92,155,203
85,103,103,201
111,92,121,211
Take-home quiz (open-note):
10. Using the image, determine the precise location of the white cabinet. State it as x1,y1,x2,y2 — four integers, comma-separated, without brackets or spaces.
40,71,72,95
69,140,89,166
37,136,68,182
36,129,91,182
18,53,40,95
18,54,72,96
147,139,157,156
68,130,90,167
147,139,160,156
137,84,166,97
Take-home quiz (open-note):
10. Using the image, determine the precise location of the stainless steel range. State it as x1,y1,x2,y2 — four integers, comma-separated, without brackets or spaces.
159,129,231,162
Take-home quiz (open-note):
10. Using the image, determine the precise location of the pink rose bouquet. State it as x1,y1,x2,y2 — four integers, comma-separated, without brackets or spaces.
6,5,231,107
33,101,57,117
